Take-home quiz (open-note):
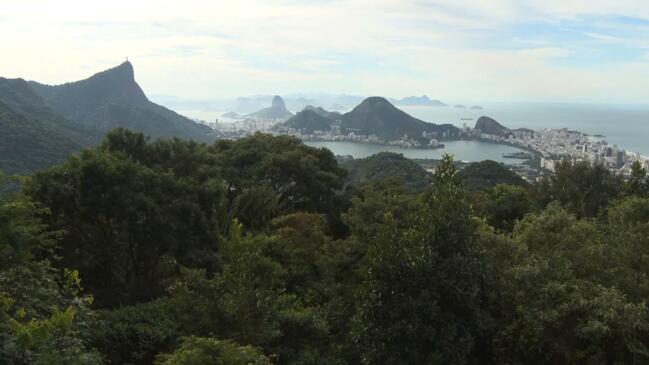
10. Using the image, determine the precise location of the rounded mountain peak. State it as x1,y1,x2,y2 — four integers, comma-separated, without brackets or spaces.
272,95,286,109
361,96,391,106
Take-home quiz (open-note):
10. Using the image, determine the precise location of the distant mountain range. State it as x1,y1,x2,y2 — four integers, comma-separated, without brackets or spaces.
390,95,448,107
228,94,365,113
0,61,214,174
222,94,451,114
302,105,342,120
277,97,459,140
245,95,293,120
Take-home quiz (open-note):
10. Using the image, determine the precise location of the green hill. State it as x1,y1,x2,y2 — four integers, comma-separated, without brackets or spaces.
302,105,342,120
279,109,336,133
0,77,101,174
341,97,458,140
458,160,526,190
0,100,86,174
276,97,459,141
474,116,509,136
340,152,432,191
28,61,214,143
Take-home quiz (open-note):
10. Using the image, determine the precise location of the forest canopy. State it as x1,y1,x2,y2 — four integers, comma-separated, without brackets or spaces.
2,130,649,364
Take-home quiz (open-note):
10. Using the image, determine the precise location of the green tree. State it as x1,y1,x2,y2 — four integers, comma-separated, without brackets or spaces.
533,159,622,218
458,160,526,191
212,133,346,217
155,336,271,365
607,197,649,301
474,184,533,232
352,154,484,364
169,217,348,365
0,176,101,364
624,161,649,197
26,144,225,306
483,203,648,363
90,299,178,365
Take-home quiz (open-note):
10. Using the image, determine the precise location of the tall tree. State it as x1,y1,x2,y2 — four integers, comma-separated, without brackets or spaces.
25,141,227,307
533,159,622,218
0,175,101,364
352,154,484,364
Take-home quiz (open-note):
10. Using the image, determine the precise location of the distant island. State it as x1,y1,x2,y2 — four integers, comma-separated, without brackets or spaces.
391,95,448,107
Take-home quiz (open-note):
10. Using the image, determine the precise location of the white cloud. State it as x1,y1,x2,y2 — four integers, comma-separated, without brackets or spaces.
0,0,647,102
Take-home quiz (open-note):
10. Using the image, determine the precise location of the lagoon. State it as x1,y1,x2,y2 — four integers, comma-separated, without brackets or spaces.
305,140,528,163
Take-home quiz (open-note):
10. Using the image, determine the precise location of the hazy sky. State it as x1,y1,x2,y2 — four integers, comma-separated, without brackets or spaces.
1,0,648,103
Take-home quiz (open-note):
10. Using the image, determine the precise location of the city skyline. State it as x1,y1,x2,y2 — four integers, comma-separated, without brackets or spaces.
1,0,649,103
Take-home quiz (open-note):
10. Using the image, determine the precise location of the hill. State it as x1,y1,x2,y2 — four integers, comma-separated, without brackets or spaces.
280,109,336,133
0,78,102,174
28,61,214,143
458,160,526,191
247,95,293,120
275,97,458,141
339,152,432,191
474,116,508,136
340,97,458,140
0,100,86,174
302,105,342,120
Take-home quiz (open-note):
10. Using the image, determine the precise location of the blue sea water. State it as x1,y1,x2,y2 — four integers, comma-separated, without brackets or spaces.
176,102,649,161
400,103,649,155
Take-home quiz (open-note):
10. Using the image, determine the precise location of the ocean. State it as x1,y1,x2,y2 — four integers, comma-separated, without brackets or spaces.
400,103,649,156
175,102,649,159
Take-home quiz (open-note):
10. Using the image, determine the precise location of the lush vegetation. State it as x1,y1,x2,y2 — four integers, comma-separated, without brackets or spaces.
3,131,649,364
338,152,432,191
458,159,526,191
0,78,99,174
0,62,215,176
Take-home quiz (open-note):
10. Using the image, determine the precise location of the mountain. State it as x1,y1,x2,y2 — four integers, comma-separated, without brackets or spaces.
222,111,243,119
475,116,508,136
280,109,336,133
286,97,317,111
340,97,458,140
302,105,342,120
470,105,484,110
0,77,101,174
276,97,458,140
228,94,365,113
247,95,293,120
454,104,467,108
392,95,448,107
28,61,214,143
0,100,84,174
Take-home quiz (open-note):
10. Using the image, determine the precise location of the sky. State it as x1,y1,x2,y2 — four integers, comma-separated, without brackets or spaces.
1,0,648,103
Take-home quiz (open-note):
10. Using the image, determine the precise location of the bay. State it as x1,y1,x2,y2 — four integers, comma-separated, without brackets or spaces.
174,102,649,157
400,103,649,155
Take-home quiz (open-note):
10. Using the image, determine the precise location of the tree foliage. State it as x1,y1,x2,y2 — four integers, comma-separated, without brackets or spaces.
5,131,649,364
